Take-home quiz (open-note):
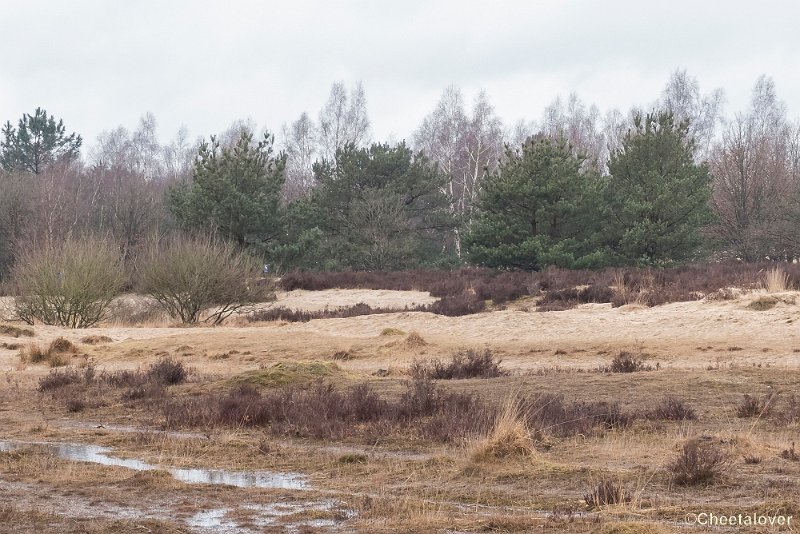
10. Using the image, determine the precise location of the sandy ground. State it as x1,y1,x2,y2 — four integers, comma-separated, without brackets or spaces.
4,288,798,372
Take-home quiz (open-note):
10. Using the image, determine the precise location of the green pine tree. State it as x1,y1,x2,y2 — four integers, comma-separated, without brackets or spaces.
464,137,607,270
604,111,713,265
169,131,286,248
1,108,82,174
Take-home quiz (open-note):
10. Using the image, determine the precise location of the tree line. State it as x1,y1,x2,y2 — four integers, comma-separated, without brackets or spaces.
1,70,799,279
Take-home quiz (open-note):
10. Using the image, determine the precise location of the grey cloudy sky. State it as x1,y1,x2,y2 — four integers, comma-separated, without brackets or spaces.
1,0,798,149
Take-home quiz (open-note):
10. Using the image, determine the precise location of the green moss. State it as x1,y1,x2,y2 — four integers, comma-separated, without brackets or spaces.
229,361,341,387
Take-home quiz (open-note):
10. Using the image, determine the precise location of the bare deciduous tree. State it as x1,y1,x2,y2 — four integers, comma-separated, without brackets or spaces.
709,76,800,260
318,81,371,161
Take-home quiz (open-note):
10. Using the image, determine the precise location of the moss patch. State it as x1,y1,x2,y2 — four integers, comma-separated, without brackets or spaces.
229,361,341,388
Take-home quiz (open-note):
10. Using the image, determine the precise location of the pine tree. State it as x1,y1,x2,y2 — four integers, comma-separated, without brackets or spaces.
604,111,713,265
169,131,286,248
464,137,606,270
1,108,82,174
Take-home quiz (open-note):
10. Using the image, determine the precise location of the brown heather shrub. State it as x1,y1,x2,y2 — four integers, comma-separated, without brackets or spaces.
250,303,409,323
409,349,507,380
773,394,800,425
601,352,654,373
584,480,630,508
780,442,798,461
670,438,729,486
519,393,635,437
163,379,494,443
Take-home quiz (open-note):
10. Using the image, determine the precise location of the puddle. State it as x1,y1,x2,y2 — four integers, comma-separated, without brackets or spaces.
187,509,240,531
0,440,308,490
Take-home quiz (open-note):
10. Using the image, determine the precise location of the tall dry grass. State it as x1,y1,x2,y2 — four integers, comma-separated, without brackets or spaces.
762,267,790,293
469,397,534,461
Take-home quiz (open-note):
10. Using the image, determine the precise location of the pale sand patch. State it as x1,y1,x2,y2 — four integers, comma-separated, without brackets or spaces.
2,289,799,374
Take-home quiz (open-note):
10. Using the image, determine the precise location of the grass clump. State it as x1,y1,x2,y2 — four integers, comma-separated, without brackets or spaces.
747,295,778,311
670,438,729,486
470,398,534,461
22,337,78,367
409,349,507,380
380,327,406,336
584,479,630,508
80,335,113,344
762,267,790,293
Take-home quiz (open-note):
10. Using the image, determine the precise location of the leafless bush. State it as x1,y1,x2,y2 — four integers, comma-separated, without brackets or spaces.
600,352,653,373
645,396,697,421
409,349,507,380
12,236,126,328
136,235,274,324
736,392,778,418
670,438,729,486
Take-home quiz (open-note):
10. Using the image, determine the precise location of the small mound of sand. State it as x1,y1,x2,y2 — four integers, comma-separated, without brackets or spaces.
81,335,113,345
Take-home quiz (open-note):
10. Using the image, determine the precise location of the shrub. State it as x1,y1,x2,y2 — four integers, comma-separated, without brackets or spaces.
147,358,187,385
519,394,635,437
645,396,697,421
136,235,273,324
163,378,494,443
603,352,653,373
780,442,798,461
670,438,728,486
736,392,778,418
12,236,126,328
426,293,485,316
409,349,507,380
38,367,87,391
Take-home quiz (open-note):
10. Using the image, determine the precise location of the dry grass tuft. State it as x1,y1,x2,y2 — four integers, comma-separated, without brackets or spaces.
405,331,427,348
584,479,630,508
762,267,790,293
21,337,78,367
470,398,534,461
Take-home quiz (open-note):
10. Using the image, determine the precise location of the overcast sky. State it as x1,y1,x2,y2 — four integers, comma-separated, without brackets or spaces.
1,0,798,150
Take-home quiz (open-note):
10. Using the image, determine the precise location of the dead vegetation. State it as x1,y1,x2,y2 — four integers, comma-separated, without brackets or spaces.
409,348,507,380
20,337,78,367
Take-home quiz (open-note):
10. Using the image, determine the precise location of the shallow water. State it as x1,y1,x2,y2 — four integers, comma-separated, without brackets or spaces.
0,440,308,490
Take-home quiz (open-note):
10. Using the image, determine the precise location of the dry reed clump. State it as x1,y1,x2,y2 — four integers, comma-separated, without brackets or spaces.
762,267,790,293
409,349,507,380
583,479,630,508
21,337,78,367
669,438,729,486
470,398,535,461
